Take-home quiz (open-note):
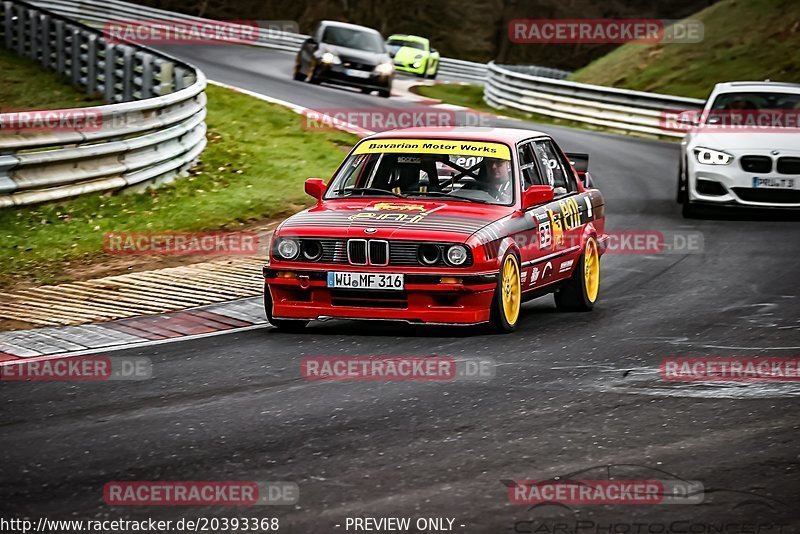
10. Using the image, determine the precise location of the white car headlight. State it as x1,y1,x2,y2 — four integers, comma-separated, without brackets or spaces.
276,239,300,260
694,147,732,165
375,62,394,75
320,52,341,64
446,245,468,266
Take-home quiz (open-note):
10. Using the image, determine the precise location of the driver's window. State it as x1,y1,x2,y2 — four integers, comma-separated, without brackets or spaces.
533,140,574,197
518,142,544,189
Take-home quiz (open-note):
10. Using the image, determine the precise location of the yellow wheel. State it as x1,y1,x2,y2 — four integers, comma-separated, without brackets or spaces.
555,236,600,311
490,253,521,332
584,238,600,303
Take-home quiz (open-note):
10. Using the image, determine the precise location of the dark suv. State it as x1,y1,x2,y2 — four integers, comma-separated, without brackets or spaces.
294,21,394,97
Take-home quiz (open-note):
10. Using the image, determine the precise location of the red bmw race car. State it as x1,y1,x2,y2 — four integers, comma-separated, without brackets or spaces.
263,127,608,333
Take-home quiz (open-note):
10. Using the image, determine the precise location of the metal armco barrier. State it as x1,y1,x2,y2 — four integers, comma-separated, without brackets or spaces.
484,62,705,138
0,0,206,207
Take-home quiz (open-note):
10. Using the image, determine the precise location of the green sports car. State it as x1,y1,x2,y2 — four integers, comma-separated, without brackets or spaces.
386,34,439,79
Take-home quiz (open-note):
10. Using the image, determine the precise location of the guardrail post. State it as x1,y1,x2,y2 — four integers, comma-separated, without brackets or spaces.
158,60,174,95
121,45,133,101
69,25,81,86
2,1,12,50
39,13,51,68
54,19,65,73
103,41,116,101
139,51,154,99
173,65,186,91
85,33,97,95
14,3,25,56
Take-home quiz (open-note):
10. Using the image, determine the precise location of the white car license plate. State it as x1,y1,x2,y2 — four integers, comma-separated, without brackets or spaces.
345,69,370,79
327,272,404,290
753,177,796,189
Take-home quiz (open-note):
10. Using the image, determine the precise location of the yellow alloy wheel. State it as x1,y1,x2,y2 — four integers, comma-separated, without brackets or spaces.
584,238,600,303
501,255,521,325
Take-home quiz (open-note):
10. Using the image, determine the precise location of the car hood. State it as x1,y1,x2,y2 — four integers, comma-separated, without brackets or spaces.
322,44,388,65
278,198,512,242
687,131,800,151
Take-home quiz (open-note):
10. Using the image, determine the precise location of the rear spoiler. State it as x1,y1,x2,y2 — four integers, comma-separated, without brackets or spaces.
565,152,593,188
566,152,588,173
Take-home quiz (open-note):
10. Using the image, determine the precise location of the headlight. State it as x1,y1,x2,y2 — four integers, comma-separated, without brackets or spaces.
445,245,468,266
320,52,340,64
276,239,300,260
375,62,393,75
694,147,732,165
412,61,421,68
301,240,323,261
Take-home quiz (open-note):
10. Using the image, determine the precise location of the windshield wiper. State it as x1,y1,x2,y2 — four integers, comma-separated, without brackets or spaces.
410,191,494,204
340,187,406,198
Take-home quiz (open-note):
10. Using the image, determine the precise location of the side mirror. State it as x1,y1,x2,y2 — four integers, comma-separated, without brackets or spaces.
522,185,554,209
305,178,326,202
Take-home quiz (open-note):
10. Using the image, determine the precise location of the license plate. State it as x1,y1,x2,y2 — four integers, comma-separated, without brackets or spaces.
327,272,404,290
753,177,796,189
345,69,370,79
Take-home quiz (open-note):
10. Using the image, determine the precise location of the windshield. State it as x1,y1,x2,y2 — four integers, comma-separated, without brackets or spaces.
322,26,386,53
706,91,800,128
386,38,426,51
326,139,515,205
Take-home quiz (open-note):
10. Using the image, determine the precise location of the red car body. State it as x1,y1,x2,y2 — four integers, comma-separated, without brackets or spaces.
263,127,608,331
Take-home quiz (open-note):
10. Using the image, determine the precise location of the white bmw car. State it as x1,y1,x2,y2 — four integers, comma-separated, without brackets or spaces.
678,81,800,217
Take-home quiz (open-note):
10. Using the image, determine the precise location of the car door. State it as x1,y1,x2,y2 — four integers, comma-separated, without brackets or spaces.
514,139,553,291
530,138,585,285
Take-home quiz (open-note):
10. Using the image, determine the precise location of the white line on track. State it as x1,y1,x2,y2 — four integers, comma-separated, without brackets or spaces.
0,324,271,367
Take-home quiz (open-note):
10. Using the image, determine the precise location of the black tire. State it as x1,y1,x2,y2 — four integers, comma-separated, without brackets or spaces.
360,87,372,94
264,289,308,332
682,201,702,219
676,157,688,204
488,253,522,333
379,88,391,98
428,67,438,80
554,237,600,312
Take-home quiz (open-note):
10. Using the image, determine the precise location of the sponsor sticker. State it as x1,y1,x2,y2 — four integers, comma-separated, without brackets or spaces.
353,139,511,160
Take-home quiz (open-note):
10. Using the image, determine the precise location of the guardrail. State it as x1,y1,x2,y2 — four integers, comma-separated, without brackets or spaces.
0,0,206,207
28,0,558,83
484,62,705,138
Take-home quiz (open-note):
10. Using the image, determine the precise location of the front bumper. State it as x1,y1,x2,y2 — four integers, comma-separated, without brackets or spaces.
686,149,800,209
316,64,392,91
264,267,497,325
393,61,425,75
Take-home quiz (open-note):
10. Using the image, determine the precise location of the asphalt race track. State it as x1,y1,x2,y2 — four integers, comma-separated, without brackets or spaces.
1,44,799,532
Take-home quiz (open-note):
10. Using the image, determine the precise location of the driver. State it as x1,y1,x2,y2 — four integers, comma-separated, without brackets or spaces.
478,158,513,202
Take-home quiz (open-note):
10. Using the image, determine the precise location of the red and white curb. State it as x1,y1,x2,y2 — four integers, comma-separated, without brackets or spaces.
0,297,267,363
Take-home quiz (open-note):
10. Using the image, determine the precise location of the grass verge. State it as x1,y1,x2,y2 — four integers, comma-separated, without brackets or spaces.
0,47,104,110
0,83,358,288
569,0,800,98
